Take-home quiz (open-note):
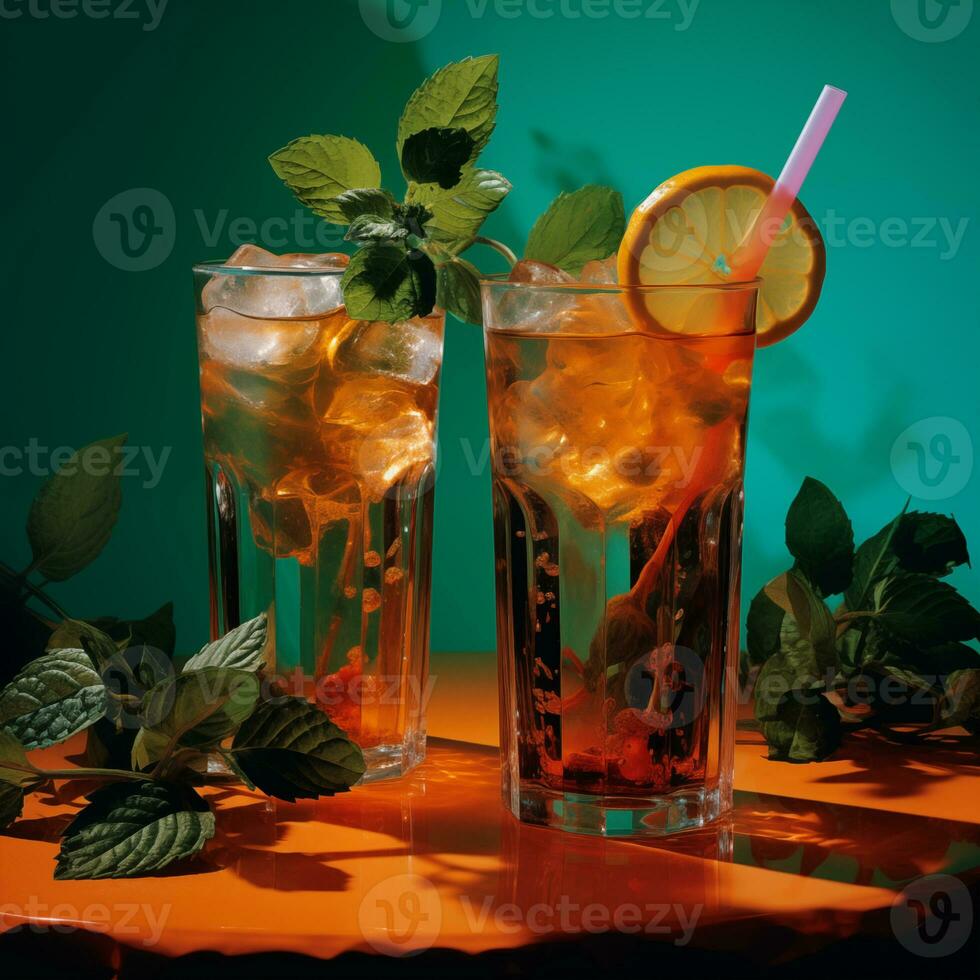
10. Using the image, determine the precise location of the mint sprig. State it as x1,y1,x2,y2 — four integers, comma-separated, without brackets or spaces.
268,56,627,326
268,56,509,326
0,435,366,878
747,477,980,762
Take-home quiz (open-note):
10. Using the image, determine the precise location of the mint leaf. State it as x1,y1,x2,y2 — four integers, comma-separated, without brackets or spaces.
0,649,105,750
414,167,511,244
845,508,967,611
779,606,837,680
844,504,907,611
745,588,786,666
754,654,814,721
345,214,409,244
397,55,499,159
875,573,980,646
436,257,483,325
0,730,40,788
26,434,126,581
269,135,382,224
333,187,397,223
894,512,970,577
785,477,854,596
341,244,437,323
402,127,476,189
940,669,980,732
55,781,214,880
0,780,25,829
47,619,118,670
524,185,625,276
760,689,841,763
132,668,260,770
231,697,365,801
183,613,270,674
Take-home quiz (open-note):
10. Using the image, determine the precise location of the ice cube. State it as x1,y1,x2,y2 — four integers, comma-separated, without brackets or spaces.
201,245,347,318
579,254,619,283
321,379,435,500
334,317,444,385
356,412,435,500
495,260,576,332
508,260,574,285
199,307,323,369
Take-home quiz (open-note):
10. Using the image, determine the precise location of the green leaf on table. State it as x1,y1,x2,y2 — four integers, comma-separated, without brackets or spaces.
784,477,854,596
939,669,980,733
333,187,397,223
0,649,105,749
845,508,967,610
231,697,365,801
90,602,176,658
759,690,842,763
524,185,626,276
401,126,475,189
0,730,40,788
340,243,437,323
26,434,126,582
183,613,270,674
269,135,382,225
762,569,837,676
345,214,409,244
131,668,260,771
397,55,499,159
745,588,785,666
754,654,810,722
47,619,118,670
844,504,908,611
0,780,25,829
436,256,483,325
874,573,980,647
414,167,511,244
54,780,215,880
893,511,970,576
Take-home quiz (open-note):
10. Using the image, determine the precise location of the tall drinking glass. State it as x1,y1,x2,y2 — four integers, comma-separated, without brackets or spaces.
482,278,758,834
194,252,443,780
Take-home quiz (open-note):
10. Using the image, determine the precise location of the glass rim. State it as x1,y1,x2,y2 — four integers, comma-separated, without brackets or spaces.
192,259,346,277
479,273,763,294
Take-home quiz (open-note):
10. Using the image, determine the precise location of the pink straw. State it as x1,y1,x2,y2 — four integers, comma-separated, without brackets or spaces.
730,85,847,279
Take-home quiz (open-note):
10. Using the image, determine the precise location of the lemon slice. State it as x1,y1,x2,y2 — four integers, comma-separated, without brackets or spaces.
618,165,826,346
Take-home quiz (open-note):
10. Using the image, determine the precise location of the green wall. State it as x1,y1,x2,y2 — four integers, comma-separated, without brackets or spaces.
1,0,977,654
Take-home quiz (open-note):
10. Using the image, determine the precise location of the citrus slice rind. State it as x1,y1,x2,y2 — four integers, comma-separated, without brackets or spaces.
618,166,826,347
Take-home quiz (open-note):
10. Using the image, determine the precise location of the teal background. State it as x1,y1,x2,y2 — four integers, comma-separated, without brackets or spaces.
1,0,977,654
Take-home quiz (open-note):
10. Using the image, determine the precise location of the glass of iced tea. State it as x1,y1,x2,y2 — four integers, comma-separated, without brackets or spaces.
193,245,443,780
483,265,758,834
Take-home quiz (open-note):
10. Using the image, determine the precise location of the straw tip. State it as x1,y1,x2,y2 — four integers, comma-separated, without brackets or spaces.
823,84,848,102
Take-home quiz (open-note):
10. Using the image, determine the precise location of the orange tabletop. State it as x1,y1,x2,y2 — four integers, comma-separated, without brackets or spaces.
2,651,978,974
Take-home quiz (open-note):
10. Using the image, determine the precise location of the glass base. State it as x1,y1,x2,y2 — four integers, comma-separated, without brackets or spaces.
359,732,427,783
507,782,730,837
